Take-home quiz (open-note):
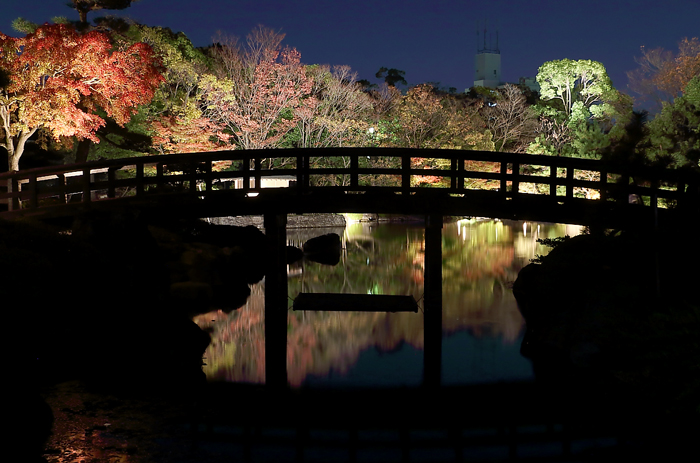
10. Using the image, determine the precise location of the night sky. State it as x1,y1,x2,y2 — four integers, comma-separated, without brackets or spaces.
3,1,700,102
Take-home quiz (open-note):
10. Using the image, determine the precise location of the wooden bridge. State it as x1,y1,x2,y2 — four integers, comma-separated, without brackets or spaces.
2,148,698,227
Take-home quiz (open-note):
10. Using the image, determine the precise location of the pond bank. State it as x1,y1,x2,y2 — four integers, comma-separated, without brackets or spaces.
208,213,347,228
208,213,467,228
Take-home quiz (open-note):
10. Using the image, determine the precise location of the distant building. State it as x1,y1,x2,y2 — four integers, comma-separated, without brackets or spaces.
518,76,540,93
473,27,501,89
474,52,501,88
471,26,539,95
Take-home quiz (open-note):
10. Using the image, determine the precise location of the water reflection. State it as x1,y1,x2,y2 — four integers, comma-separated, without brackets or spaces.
192,219,580,387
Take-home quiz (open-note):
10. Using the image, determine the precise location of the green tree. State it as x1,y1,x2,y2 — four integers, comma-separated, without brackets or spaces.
643,76,700,169
529,59,631,159
536,59,616,119
121,25,224,156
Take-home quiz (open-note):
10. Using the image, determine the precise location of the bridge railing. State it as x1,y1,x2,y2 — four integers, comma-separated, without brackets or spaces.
1,148,698,217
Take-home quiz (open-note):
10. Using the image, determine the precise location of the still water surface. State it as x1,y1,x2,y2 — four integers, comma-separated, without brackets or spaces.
193,219,582,388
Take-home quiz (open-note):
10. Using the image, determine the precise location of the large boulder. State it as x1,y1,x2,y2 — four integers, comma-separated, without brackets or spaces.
512,229,700,417
303,233,341,265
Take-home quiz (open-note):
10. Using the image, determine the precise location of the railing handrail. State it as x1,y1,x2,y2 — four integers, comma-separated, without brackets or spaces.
1,147,695,181
2,148,698,220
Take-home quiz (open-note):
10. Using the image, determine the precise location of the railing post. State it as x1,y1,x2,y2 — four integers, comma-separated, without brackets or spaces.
302,153,310,190
566,166,574,201
402,153,411,194
650,177,659,210
242,156,250,193
107,167,116,198
189,159,197,194
204,161,213,193
599,170,608,201
512,162,520,198
11,177,20,211
57,173,66,204
29,173,38,210
549,163,558,197
254,157,261,191
156,162,164,193
350,154,358,190
136,163,144,197
297,153,308,191
82,167,91,204
500,161,508,199
451,157,464,192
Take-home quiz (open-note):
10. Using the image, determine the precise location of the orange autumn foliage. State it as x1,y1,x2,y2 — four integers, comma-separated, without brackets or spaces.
628,37,700,106
0,24,164,171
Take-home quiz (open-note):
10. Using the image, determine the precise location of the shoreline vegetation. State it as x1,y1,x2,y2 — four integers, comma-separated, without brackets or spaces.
513,227,700,417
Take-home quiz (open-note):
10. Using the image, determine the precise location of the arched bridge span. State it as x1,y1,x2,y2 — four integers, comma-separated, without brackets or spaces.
3,148,698,389
1,148,698,227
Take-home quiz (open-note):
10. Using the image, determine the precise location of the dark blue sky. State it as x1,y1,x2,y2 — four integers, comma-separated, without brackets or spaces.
3,1,699,100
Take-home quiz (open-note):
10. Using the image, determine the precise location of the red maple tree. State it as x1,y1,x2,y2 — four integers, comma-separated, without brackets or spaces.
0,24,164,171
150,115,229,155
204,29,317,150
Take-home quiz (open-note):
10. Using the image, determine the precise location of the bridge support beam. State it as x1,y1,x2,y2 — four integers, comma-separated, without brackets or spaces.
264,213,288,388
423,214,443,388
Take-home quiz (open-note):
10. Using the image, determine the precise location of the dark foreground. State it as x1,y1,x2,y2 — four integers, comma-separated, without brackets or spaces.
33,379,700,463
4,212,699,462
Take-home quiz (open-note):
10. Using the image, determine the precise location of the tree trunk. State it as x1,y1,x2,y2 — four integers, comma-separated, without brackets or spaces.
75,138,92,163
77,7,88,25
7,131,33,172
9,152,20,172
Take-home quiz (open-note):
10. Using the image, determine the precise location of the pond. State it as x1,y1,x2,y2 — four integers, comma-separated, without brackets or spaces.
192,218,583,388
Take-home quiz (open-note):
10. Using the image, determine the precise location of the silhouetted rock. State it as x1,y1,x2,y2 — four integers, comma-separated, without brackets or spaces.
222,281,252,312
512,229,700,415
11,392,54,462
286,245,303,264
303,233,341,265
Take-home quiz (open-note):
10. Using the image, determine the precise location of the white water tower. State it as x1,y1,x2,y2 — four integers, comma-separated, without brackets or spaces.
474,22,501,88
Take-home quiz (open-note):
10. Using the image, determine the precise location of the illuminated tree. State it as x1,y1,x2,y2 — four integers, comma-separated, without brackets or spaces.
536,59,616,120
529,59,631,159
385,85,491,151
644,76,700,169
204,27,316,151
627,37,700,110
118,24,229,156
294,65,373,148
0,24,164,171
483,84,538,152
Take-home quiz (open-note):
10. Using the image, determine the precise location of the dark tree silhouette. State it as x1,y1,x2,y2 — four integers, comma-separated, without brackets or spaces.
70,0,137,25
376,67,407,88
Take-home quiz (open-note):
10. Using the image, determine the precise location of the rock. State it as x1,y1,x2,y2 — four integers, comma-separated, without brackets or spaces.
169,281,214,314
286,245,303,264
222,281,252,312
303,233,341,265
511,230,680,392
